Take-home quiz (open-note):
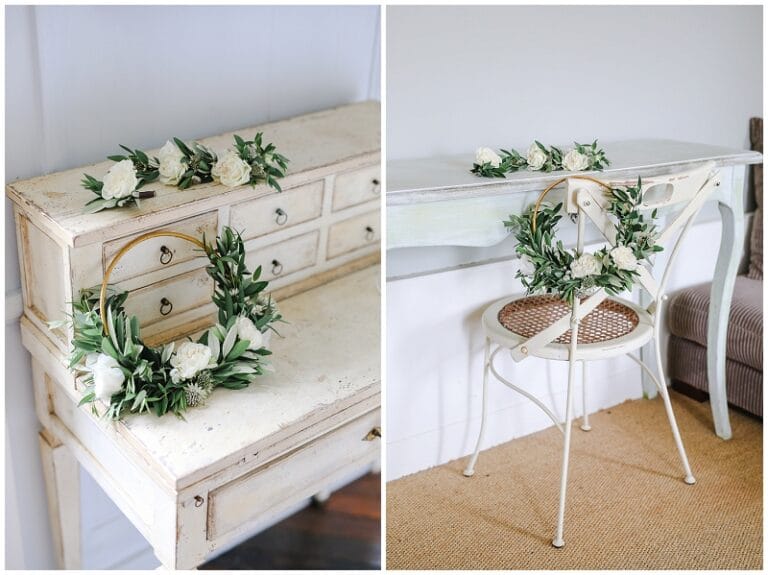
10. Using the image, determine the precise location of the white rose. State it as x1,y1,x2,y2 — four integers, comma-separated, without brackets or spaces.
526,143,548,171
235,316,263,350
562,149,590,171
90,353,125,402
158,140,187,185
610,245,638,271
475,147,502,168
101,159,138,200
170,341,212,381
518,254,536,276
212,149,251,188
570,253,603,279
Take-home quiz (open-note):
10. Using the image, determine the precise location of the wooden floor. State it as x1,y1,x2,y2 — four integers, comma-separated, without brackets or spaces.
200,473,381,570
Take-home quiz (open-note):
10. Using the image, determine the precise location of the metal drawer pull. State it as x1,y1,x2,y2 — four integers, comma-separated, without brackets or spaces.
159,297,173,316
271,260,283,276
364,427,381,441
194,495,204,507
372,178,380,195
365,226,375,241
159,245,173,265
275,208,288,225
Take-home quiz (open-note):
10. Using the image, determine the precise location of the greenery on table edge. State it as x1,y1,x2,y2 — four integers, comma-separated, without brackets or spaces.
504,178,663,305
472,140,610,178
56,227,284,420
81,133,289,213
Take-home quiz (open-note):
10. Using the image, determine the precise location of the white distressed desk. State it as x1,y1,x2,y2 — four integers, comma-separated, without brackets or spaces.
387,139,761,440
8,102,381,569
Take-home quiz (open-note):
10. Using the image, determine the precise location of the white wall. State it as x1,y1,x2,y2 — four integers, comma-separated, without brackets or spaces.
386,5,762,480
387,5,762,160
5,5,380,569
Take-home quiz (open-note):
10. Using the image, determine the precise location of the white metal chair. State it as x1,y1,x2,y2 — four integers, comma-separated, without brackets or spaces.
463,162,720,548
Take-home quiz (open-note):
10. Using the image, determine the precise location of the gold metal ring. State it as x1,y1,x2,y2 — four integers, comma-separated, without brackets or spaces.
531,175,614,233
99,230,206,336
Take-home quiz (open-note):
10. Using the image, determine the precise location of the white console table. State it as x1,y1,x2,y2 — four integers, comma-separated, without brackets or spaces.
387,139,762,440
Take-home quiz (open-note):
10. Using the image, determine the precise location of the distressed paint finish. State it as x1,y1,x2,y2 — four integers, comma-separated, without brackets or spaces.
9,103,381,569
387,139,761,439
8,102,381,356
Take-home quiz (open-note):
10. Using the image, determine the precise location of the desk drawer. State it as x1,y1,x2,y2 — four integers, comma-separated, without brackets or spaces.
207,408,380,540
327,210,380,259
103,212,218,284
230,181,324,241
332,165,380,212
123,267,213,328
245,230,320,282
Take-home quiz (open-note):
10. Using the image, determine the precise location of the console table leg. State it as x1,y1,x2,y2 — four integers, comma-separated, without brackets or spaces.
707,187,744,440
39,429,81,569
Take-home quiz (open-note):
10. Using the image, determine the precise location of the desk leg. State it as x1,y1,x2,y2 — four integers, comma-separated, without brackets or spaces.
639,290,658,399
707,187,744,440
39,429,81,569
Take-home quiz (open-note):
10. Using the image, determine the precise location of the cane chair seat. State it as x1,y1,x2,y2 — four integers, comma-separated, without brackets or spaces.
482,293,655,361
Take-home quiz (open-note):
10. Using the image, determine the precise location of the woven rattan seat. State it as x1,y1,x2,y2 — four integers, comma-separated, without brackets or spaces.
497,295,640,345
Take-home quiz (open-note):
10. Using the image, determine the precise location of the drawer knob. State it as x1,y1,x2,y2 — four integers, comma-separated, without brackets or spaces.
275,208,288,226
159,245,173,265
365,226,375,241
194,495,204,507
364,427,382,441
159,297,173,316
372,178,381,195
271,259,283,276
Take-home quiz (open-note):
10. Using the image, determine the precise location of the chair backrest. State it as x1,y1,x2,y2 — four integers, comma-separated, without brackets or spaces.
509,161,719,361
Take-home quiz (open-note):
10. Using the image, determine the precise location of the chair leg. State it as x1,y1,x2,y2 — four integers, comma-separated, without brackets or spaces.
653,336,696,485
580,361,591,432
552,353,577,548
464,337,491,477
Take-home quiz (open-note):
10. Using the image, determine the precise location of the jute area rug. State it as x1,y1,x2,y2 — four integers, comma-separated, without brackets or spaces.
386,392,762,570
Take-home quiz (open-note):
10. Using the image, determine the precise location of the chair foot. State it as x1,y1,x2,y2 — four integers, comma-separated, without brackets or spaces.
684,475,696,485
552,537,565,548
463,468,475,477
579,424,592,432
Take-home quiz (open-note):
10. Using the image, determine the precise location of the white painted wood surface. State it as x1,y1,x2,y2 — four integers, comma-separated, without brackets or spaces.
386,139,761,441
9,102,381,569
387,139,760,249
20,264,381,569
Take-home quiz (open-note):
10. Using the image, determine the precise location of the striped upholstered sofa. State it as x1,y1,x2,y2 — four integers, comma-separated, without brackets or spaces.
667,118,763,417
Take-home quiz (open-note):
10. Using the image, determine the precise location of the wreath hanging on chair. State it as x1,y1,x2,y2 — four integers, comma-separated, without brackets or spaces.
504,177,663,305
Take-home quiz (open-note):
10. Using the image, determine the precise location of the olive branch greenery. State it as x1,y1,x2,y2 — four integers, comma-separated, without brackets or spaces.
232,133,289,192
472,140,610,178
56,226,283,420
80,134,289,213
504,178,663,305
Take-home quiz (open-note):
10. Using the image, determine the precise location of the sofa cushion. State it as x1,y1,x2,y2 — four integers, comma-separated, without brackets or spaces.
748,117,762,280
667,275,763,371
669,335,762,417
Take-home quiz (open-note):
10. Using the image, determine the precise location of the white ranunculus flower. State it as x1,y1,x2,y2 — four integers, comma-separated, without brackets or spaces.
562,149,590,171
235,316,263,350
526,143,548,171
212,149,252,188
158,140,187,185
518,254,536,276
475,147,502,168
170,342,212,382
610,245,638,271
570,253,603,279
101,159,138,200
91,353,125,402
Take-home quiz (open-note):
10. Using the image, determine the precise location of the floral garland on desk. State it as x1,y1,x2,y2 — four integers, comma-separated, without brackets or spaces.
503,178,663,305
472,140,610,178
81,133,289,213
52,227,283,420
